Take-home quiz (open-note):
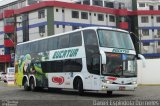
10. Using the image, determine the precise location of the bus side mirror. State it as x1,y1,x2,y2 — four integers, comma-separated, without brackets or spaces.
100,50,106,64
138,54,146,68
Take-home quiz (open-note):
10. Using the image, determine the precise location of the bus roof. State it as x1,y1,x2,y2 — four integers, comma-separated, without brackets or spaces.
17,26,128,45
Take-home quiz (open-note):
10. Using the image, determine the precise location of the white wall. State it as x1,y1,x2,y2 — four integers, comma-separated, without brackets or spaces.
138,59,160,85
29,9,48,40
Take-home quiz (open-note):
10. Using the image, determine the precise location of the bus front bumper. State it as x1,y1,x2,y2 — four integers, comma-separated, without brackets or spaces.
101,84,137,91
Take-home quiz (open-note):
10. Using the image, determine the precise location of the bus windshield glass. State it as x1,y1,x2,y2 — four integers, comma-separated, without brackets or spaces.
102,53,137,77
97,29,134,50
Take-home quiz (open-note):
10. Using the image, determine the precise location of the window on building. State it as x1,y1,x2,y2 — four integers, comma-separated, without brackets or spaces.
83,0,90,5
157,29,160,35
56,9,58,12
143,42,150,46
104,2,114,8
139,3,145,7
119,3,125,9
19,0,26,8
158,42,160,46
149,5,154,10
56,25,59,28
28,0,37,5
72,26,79,30
109,15,115,22
142,29,149,36
62,9,64,13
156,16,160,23
158,5,160,10
38,9,45,19
97,14,104,21
72,11,79,18
93,0,103,6
81,12,88,19
39,25,45,33
141,16,148,23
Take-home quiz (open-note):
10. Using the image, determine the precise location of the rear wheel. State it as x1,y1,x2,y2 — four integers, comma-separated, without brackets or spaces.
30,78,36,91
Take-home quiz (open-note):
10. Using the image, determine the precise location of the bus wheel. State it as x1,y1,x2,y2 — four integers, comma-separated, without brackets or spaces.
30,78,36,91
24,80,30,91
106,91,113,96
77,79,84,95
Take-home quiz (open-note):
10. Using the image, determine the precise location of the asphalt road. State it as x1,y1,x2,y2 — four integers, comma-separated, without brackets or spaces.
0,82,160,106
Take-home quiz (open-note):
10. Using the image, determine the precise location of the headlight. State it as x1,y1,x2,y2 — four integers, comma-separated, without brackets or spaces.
102,80,112,84
132,81,137,84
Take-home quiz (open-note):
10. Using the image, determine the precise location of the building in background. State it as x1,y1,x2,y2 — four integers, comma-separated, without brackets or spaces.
0,0,159,72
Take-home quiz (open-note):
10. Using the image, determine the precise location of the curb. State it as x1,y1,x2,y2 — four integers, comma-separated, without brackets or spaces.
138,84,160,86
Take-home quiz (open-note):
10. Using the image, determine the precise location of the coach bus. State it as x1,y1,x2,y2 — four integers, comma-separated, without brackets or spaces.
15,27,145,95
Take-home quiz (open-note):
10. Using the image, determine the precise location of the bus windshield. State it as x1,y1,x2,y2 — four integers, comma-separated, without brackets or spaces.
102,53,137,77
97,29,135,50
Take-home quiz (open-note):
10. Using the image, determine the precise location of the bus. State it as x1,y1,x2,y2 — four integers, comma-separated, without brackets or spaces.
15,27,145,95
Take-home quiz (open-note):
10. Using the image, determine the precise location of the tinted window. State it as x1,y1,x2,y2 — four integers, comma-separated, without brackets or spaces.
48,37,58,50
17,45,23,55
83,30,98,46
41,59,82,73
41,61,63,73
30,41,39,53
64,59,82,72
16,45,20,56
69,32,82,47
58,35,69,49
38,39,48,52
83,30,100,75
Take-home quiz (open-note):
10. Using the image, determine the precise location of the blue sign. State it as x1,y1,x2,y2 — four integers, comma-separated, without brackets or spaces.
122,54,127,60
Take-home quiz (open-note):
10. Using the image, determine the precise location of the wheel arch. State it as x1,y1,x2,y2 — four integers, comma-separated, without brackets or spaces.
22,75,29,86
73,75,84,89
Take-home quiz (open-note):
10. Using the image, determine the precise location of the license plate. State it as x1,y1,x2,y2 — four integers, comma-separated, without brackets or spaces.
119,86,125,90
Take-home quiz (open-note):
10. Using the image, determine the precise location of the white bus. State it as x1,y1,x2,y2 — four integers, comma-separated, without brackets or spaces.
15,27,144,95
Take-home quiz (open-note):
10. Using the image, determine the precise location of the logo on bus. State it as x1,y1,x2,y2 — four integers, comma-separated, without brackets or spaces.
112,48,129,54
52,76,64,85
52,49,79,59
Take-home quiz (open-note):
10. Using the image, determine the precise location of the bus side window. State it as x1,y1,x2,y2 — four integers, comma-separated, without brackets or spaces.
58,34,69,49
69,31,82,47
48,37,58,50
83,30,98,46
38,39,48,52
30,41,39,53
83,30,100,75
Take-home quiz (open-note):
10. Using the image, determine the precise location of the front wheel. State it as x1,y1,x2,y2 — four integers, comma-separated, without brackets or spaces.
78,79,84,95
106,91,113,96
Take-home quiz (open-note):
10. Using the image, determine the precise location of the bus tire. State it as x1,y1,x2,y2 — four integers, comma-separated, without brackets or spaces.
30,78,36,91
24,79,30,91
78,79,84,95
106,91,113,96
